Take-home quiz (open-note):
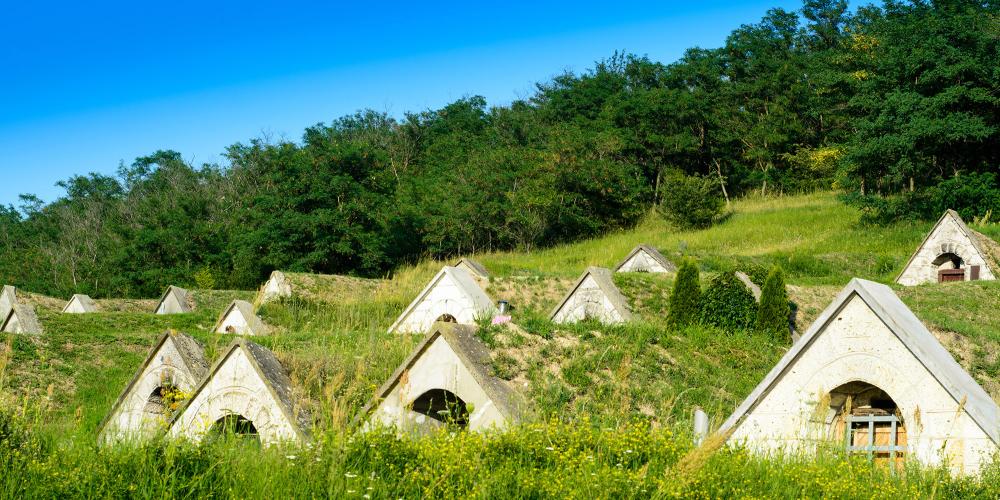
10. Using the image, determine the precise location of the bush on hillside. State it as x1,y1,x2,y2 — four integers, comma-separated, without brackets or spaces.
848,172,1000,224
701,271,757,332
668,260,701,328
756,266,791,341
657,175,726,229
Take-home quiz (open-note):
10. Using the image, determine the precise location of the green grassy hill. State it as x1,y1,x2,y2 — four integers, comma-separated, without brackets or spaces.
4,191,1000,497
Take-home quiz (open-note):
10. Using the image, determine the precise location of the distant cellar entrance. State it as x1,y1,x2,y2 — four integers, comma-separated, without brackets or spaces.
410,389,469,428
828,381,906,465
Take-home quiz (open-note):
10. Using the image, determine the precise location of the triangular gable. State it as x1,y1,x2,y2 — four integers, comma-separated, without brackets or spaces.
154,286,192,314
388,266,496,334
735,272,762,302
0,285,16,319
359,322,524,432
62,294,98,313
97,331,209,444
550,267,632,324
258,270,292,304
897,210,997,286
454,258,490,280
214,300,268,336
615,244,676,273
721,278,1000,445
2,304,42,334
168,339,310,445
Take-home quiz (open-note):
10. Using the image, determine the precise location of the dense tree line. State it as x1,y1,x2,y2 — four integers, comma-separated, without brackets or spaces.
1,0,997,298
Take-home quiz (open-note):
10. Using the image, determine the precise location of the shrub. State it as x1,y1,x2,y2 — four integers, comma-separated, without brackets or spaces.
701,271,757,332
657,175,726,229
668,260,701,328
193,266,216,290
756,266,791,341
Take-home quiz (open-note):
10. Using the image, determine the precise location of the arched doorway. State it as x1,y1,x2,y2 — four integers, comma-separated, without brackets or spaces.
828,381,906,465
210,414,260,444
409,389,469,429
933,253,965,282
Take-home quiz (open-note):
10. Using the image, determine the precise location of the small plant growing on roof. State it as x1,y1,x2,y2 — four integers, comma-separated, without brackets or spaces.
700,271,757,332
668,260,701,328
756,266,791,341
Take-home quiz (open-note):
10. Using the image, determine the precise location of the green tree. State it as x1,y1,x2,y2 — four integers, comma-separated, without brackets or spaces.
668,260,701,328
756,266,791,341
657,175,726,229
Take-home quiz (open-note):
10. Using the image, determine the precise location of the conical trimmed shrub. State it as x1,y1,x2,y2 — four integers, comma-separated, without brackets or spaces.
668,260,701,328
756,266,791,341
701,271,757,332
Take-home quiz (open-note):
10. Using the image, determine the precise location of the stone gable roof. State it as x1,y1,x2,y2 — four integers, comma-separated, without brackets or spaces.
454,258,490,279
721,278,1000,444
214,299,268,335
357,322,525,426
155,286,192,314
897,209,998,283
169,338,311,440
0,285,17,320
2,304,42,334
549,266,633,321
96,331,209,441
63,294,98,313
615,244,676,273
387,266,495,334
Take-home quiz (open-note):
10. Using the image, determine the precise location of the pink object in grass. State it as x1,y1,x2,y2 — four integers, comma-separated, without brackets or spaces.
491,315,512,325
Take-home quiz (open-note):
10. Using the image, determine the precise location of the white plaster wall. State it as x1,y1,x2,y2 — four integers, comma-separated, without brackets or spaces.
618,252,670,273
898,217,996,285
3,313,20,333
169,349,301,446
216,309,251,334
102,339,201,443
395,275,490,334
0,290,13,319
730,296,998,475
552,275,626,324
261,274,291,302
64,298,90,314
368,335,509,433
156,294,185,315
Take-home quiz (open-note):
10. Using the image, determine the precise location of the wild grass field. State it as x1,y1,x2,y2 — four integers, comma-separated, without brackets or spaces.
4,191,1000,497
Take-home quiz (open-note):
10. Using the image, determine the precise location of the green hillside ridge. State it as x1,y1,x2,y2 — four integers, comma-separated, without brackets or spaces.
7,191,1000,496
5,191,1000,438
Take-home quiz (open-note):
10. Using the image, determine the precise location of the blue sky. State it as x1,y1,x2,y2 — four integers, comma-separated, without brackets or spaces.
0,0,805,206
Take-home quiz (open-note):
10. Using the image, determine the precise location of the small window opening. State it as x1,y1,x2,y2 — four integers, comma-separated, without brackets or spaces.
435,314,457,323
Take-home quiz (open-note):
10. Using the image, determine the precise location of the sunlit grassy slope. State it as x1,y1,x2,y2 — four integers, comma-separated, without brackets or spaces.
5,191,1000,437
7,191,1000,496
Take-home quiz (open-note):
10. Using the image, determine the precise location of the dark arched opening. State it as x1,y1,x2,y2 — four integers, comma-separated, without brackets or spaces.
144,386,168,416
828,381,905,465
210,414,260,444
934,253,966,282
933,252,963,270
409,389,469,428
435,314,457,323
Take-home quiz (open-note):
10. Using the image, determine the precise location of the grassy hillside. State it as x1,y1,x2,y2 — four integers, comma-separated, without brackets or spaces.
4,191,1000,497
